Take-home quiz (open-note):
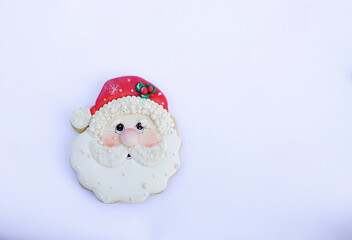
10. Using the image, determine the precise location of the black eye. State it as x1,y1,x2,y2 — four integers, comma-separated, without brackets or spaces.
135,123,144,133
115,123,125,134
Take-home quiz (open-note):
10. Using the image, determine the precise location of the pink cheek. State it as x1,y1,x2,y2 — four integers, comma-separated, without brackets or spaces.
140,131,161,147
102,131,120,147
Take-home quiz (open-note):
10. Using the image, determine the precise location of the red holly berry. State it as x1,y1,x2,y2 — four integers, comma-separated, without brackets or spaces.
150,93,155,97
141,87,148,95
148,86,154,92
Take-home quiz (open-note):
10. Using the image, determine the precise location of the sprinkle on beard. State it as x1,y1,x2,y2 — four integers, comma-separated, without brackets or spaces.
90,141,128,168
128,140,167,167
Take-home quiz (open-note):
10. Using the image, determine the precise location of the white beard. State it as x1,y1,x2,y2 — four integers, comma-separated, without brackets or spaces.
70,131,181,204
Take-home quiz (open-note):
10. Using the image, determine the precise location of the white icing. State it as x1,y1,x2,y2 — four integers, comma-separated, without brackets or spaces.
88,96,175,137
71,107,92,130
128,140,167,167
90,134,167,168
90,141,128,168
139,118,155,130
71,131,181,203
109,86,119,95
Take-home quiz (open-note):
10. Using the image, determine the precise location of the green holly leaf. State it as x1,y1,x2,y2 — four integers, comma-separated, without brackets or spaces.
141,93,150,99
136,82,145,92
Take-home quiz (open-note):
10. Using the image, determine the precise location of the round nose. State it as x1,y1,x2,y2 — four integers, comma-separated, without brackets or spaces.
120,128,140,147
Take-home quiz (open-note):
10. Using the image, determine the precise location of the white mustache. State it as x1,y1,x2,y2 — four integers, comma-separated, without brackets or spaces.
90,140,167,168
129,141,167,167
90,141,128,168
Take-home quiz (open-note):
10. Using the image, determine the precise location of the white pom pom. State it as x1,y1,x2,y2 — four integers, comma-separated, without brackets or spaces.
71,107,92,132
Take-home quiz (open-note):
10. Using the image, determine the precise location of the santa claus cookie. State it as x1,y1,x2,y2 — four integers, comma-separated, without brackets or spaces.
70,76,181,203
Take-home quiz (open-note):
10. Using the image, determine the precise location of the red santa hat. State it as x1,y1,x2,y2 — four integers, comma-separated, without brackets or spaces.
71,76,171,134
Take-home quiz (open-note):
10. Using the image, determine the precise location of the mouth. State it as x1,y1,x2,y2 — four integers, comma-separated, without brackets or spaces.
126,154,132,160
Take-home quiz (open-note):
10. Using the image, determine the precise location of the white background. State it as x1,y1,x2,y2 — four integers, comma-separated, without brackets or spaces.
1,0,352,239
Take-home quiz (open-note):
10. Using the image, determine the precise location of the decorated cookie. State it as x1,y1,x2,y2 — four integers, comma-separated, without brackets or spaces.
70,76,181,203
